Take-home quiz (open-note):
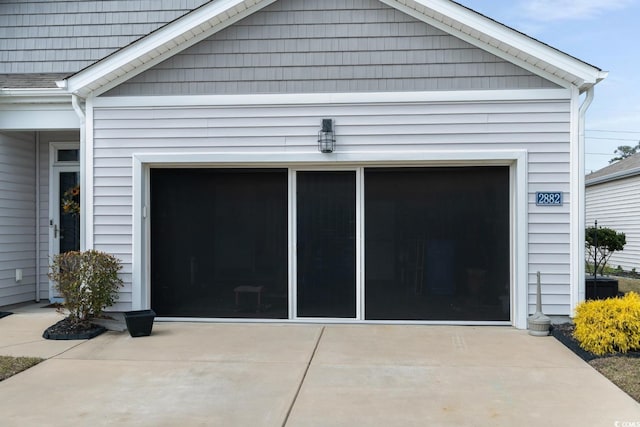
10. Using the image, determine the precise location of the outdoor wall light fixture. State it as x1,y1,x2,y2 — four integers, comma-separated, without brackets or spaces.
318,118,336,153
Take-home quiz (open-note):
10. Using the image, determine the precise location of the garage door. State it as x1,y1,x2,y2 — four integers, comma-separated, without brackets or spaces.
150,166,510,321
150,168,289,318
364,167,510,321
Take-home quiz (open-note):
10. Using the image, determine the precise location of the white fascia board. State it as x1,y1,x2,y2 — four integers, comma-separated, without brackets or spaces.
0,108,79,130
414,0,604,81
387,0,605,89
0,89,78,129
61,0,276,97
0,88,72,105
92,88,571,108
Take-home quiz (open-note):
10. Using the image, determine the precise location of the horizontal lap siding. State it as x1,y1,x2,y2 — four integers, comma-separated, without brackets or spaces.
586,176,640,271
93,147,133,310
0,132,35,306
105,0,558,96
93,99,571,314
37,138,49,301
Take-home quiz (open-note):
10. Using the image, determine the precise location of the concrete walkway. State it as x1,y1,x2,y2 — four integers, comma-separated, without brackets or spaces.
1,304,639,426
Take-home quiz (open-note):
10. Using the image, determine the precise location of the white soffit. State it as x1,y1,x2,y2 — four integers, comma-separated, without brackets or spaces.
58,0,607,98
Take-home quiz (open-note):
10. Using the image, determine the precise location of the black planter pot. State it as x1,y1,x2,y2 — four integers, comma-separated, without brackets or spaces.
585,277,619,300
124,309,156,337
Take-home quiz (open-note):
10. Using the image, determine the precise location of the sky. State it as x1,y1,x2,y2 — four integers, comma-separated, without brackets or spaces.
455,0,640,173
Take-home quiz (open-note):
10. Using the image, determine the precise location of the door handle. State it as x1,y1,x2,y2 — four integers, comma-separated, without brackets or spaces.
54,224,58,239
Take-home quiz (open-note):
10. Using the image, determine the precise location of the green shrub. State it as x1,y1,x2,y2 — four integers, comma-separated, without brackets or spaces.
48,250,123,324
573,292,640,356
585,226,626,277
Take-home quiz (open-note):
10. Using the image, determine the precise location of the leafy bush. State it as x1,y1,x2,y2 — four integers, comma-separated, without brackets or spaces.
573,292,640,356
48,250,123,324
585,226,626,277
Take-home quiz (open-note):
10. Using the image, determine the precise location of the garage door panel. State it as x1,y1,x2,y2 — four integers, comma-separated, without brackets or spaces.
364,167,510,321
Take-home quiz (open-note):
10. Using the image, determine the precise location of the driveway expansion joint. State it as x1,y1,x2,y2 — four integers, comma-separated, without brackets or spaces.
282,325,325,427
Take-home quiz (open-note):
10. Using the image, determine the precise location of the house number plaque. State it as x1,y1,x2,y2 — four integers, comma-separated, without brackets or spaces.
535,192,563,206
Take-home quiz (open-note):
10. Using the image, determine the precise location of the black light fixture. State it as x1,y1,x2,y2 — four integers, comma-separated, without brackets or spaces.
318,118,335,153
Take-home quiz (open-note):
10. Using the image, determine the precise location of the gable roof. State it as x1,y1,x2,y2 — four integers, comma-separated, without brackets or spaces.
586,153,640,186
55,0,606,98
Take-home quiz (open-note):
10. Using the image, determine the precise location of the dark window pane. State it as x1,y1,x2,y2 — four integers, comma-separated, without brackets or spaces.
57,149,79,162
59,172,80,254
365,167,510,321
297,171,356,318
151,169,288,318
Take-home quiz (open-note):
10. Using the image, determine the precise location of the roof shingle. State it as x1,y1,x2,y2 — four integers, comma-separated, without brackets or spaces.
586,152,640,185
0,0,212,83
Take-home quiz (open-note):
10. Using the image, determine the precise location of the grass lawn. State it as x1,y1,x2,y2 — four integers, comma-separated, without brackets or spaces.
590,357,640,403
0,356,44,382
614,276,640,294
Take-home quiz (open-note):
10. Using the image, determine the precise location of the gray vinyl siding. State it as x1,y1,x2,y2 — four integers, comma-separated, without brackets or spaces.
92,97,571,315
586,176,640,271
105,0,559,96
0,0,211,74
38,136,49,301
0,132,36,306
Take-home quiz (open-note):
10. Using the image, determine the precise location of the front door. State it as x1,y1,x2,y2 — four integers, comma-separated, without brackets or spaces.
49,144,80,301
295,171,357,318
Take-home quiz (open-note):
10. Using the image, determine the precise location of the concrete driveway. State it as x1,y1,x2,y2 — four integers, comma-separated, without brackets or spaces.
1,304,639,426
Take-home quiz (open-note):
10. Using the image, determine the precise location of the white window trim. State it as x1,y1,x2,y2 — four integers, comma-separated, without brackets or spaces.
49,142,80,167
132,149,528,328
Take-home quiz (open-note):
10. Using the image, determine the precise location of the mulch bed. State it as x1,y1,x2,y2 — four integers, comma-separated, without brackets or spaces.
550,323,640,362
42,318,106,340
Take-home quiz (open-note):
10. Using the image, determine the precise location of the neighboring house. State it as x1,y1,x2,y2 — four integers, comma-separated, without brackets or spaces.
586,153,640,271
0,0,606,328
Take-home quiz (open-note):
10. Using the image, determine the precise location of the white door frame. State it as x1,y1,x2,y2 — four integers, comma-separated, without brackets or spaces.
290,167,363,321
48,142,80,301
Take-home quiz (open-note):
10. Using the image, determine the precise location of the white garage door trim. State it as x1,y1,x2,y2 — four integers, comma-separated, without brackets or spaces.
132,149,528,328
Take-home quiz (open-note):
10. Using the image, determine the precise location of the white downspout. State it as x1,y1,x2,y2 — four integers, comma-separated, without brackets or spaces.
577,87,595,304
35,132,40,302
71,94,87,251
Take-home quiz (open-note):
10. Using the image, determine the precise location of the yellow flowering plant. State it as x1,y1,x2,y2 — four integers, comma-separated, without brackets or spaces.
573,292,640,356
